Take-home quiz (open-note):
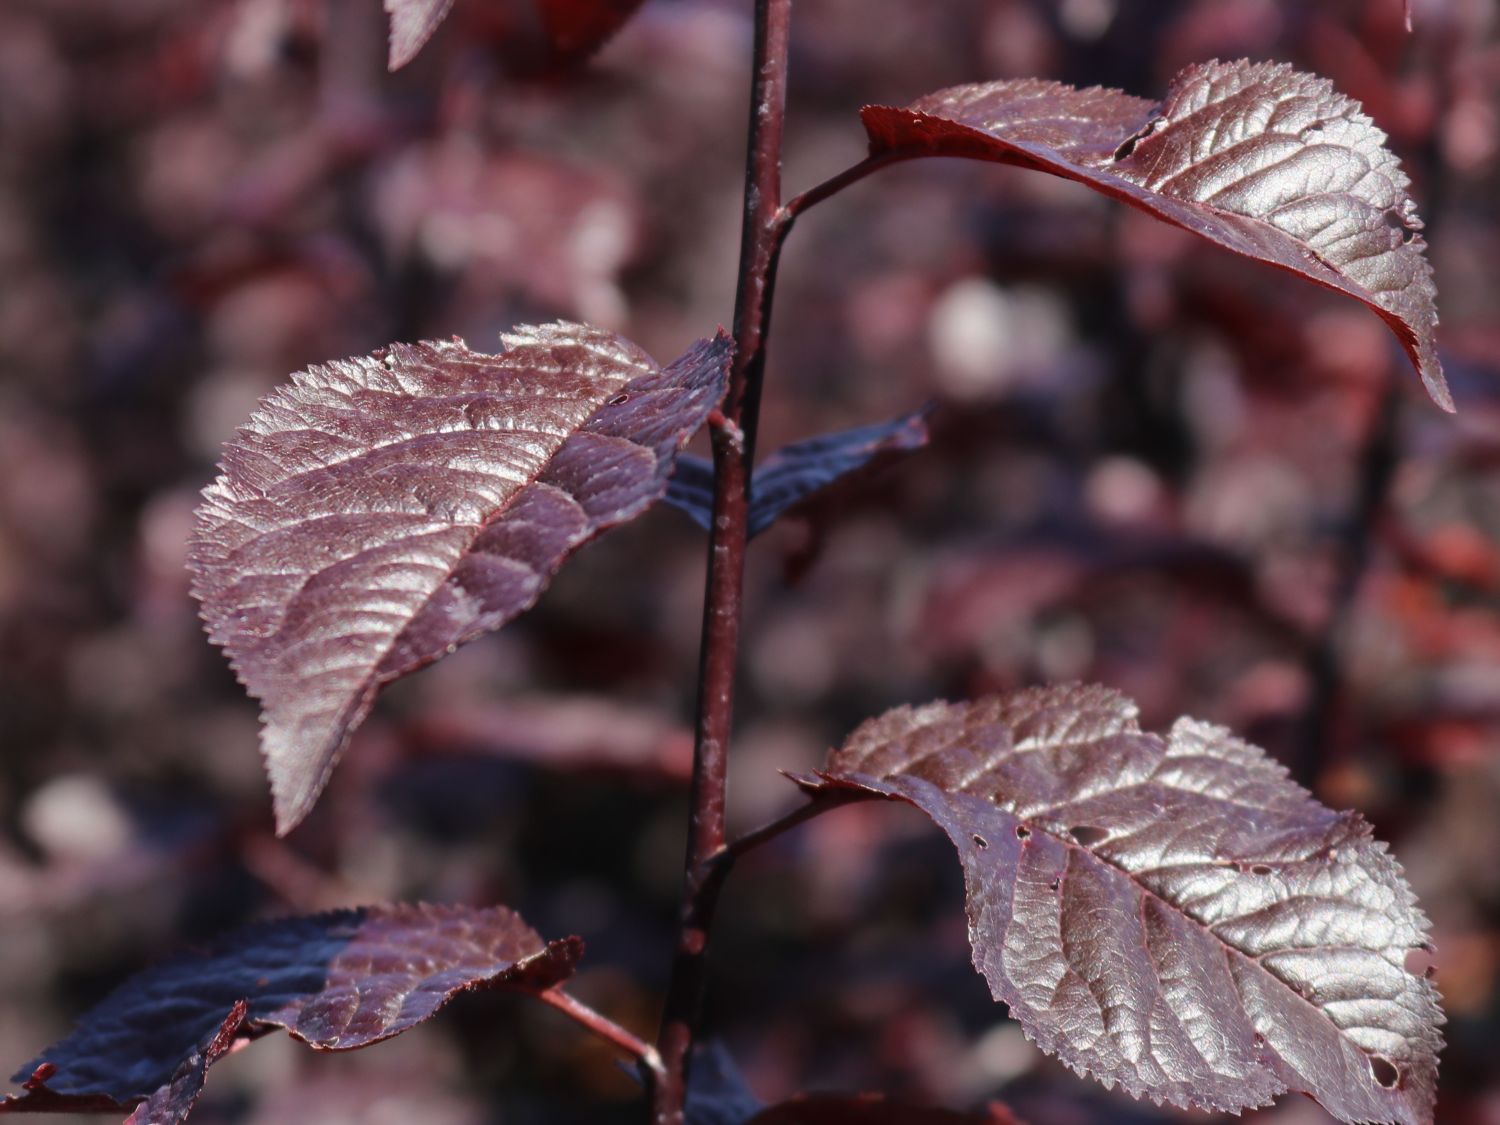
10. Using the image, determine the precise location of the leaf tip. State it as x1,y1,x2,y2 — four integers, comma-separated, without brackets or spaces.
1424,368,1455,413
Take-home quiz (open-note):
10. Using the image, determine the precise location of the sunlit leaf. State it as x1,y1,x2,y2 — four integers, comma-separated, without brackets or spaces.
190,323,730,832
862,60,1447,408
3,905,578,1118
798,684,1443,1124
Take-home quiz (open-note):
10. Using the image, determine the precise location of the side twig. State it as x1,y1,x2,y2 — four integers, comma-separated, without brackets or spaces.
540,989,663,1079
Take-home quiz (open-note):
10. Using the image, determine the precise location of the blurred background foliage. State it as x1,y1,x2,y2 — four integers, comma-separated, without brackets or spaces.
1,0,1498,1121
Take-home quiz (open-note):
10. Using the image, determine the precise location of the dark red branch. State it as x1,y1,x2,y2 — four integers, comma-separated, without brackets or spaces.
652,1,794,1121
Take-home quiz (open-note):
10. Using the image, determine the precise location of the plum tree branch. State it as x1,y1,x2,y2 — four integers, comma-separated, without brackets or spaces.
652,0,794,1120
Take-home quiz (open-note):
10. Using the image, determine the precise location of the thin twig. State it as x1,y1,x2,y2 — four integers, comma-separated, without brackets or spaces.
539,989,663,1078
719,787,872,868
779,150,914,228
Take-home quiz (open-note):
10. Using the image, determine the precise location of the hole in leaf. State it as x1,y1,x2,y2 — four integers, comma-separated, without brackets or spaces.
1111,114,1162,161
1250,864,1273,876
1048,876,1061,892
973,834,989,849
607,393,630,406
1068,825,1108,847
1015,826,1031,840
1370,1055,1400,1088
1405,946,1437,978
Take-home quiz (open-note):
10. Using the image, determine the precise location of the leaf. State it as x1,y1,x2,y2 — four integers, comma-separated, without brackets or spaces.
684,1042,764,1125
403,695,694,781
539,0,648,59
190,324,731,833
665,408,931,538
749,1099,1026,1124
796,684,1443,1124
384,0,648,71
385,0,455,70
862,60,1447,409
681,1042,1025,1125
2,904,578,1117
121,1002,248,1125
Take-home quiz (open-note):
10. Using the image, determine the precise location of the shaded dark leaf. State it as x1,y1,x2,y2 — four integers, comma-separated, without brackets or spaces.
862,60,1447,408
665,408,930,537
190,324,730,832
684,1041,764,1125
663,456,715,532
385,0,455,70
3,905,578,1116
749,1097,1026,1124
121,1002,248,1125
797,684,1443,1124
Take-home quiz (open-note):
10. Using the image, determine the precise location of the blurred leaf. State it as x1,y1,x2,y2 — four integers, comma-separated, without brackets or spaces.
404,695,694,781
385,0,456,70
684,1041,764,1125
190,324,730,833
539,0,648,60
797,684,1443,1124
749,1098,1025,1124
3,905,579,1118
666,408,930,537
385,0,649,71
862,60,1448,408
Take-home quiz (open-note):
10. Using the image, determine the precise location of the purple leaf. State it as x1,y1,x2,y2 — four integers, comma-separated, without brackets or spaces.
3,904,579,1117
190,324,730,833
665,408,930,538
797,684,1443,1124
121,1002,248,1125
384,0,455,70
863,60,1448,409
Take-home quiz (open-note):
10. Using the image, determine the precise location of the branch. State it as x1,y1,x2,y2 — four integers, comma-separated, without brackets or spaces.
653,1,795,1120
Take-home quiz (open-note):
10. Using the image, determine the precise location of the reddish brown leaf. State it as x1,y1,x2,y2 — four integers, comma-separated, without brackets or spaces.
385,0,648,71
862,60,1447,409
539,0,648,59
3,905,578,1116
798,685,1443,1124
190,325,730,832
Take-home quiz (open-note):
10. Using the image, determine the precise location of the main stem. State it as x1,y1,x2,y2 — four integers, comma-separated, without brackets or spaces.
652,0,792,1119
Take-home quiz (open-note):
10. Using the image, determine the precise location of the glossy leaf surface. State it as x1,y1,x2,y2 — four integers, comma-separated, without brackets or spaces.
666,408,930,537
3,905,577,1116
191,324,730,832
863,60,1447,408
798,684,1443,1124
